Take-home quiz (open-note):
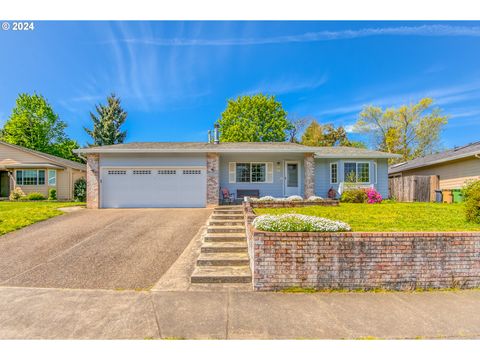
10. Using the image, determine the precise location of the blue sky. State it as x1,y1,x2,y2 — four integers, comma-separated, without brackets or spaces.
1,21,480,148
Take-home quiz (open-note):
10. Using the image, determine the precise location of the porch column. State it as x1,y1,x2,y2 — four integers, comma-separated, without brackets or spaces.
206,152,220,207
86,153,100,209
304,153,315,198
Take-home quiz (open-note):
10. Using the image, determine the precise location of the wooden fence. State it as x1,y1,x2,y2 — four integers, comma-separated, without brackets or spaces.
389,175,439,202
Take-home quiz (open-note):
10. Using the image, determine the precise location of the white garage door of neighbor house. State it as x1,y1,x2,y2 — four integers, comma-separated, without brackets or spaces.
100,167,207,208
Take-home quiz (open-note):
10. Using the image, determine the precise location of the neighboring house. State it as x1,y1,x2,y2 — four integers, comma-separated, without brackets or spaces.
389,141,480,190
75,137,398,208
0,140,86,199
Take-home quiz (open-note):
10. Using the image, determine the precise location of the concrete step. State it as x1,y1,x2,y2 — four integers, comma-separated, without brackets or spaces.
213,209,243,215
215,206,242,210
191,266,252,284
211,214,244,220
204,233,246,242
197,252,250,266
209,219,244,226
207,225,245,233
201,241,248,253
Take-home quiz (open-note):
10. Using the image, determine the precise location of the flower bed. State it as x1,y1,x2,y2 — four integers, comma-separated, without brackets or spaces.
252,214,351,232
246,196,339,208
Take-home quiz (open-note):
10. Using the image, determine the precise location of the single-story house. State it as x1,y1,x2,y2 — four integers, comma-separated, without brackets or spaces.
0,140,86,199
75,138,399,209
389,141,480,189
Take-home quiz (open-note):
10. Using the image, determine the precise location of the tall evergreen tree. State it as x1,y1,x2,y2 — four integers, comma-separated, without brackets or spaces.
84,93,127,146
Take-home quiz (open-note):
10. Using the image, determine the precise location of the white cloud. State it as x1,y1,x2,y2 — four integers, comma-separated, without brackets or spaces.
344,124,356,133
115,24,480,47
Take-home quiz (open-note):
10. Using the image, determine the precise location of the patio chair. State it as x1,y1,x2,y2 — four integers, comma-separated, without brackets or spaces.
221,188,236,204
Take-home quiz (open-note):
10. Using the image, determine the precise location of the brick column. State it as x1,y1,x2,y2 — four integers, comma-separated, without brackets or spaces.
86,154,100,209
304,153,315,199
206,153,220,207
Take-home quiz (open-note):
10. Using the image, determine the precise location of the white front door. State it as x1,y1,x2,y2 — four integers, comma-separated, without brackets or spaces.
284,161,300,196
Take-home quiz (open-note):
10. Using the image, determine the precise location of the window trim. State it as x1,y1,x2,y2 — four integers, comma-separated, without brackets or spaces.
343,161,371,184
48,169,57,186
15,169,46,186
230,162,273,184
329,162,338,184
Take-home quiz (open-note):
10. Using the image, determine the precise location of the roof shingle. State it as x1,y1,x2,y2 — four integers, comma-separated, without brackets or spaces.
389,141,480,173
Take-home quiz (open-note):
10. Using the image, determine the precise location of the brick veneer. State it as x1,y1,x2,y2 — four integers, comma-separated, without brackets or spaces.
303,153,315,199
244,204,480,291
86,153,100,209
207,152,219,206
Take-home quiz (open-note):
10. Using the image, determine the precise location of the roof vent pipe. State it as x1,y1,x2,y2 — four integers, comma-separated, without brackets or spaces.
213,124,220,144
207,130,212,143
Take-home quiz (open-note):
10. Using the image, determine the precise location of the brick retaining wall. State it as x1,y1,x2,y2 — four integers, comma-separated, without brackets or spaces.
244,204,480,291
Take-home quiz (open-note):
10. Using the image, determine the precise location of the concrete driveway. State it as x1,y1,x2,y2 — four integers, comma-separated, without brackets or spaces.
0,208,211,290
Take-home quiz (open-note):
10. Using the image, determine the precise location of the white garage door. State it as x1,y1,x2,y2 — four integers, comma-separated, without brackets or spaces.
100,167,207,208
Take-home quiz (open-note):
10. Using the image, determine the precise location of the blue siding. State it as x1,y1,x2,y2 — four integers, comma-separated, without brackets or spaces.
314,158,389,198
219,153,304,198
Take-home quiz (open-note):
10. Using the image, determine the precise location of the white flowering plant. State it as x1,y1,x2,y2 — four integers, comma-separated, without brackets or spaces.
252,214,351,232
255,196,276,202
306,195,324,201
286,195,303,201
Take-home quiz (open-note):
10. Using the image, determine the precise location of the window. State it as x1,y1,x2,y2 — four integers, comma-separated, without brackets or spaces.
133,170,151,175
158,170,176,175
231,162,272,183
251,163,266,182
235,163,251,182
330,163,338,184
48,170,57,185
108,170,127,175
183,169,201,175
16,170,45,185
343,162,370,183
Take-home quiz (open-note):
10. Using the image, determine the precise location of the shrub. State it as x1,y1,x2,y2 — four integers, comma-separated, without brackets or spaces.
340,189,367,203
74,178,86,202
48,188,57,200
9,187,25,201
252,214,351,232
365,188,382,204
462,180,480,223
26,192,46,200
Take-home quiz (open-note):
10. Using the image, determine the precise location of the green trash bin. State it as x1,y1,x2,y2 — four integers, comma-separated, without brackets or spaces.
452,189,464,203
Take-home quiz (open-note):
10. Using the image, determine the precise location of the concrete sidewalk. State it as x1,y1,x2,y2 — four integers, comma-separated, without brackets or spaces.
1,286,480,339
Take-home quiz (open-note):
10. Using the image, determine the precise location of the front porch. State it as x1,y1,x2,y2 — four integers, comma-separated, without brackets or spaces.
207,152,315,206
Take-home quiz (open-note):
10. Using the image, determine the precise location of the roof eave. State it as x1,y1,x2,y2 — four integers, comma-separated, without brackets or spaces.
314,153,401,159
74,148,318,154
389,151,480,173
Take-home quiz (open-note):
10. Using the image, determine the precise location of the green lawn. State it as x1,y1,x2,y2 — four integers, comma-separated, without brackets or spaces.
0,201,85,236
254,203,480,232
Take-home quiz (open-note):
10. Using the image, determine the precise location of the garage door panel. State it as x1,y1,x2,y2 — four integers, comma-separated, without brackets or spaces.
101,167,206,208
